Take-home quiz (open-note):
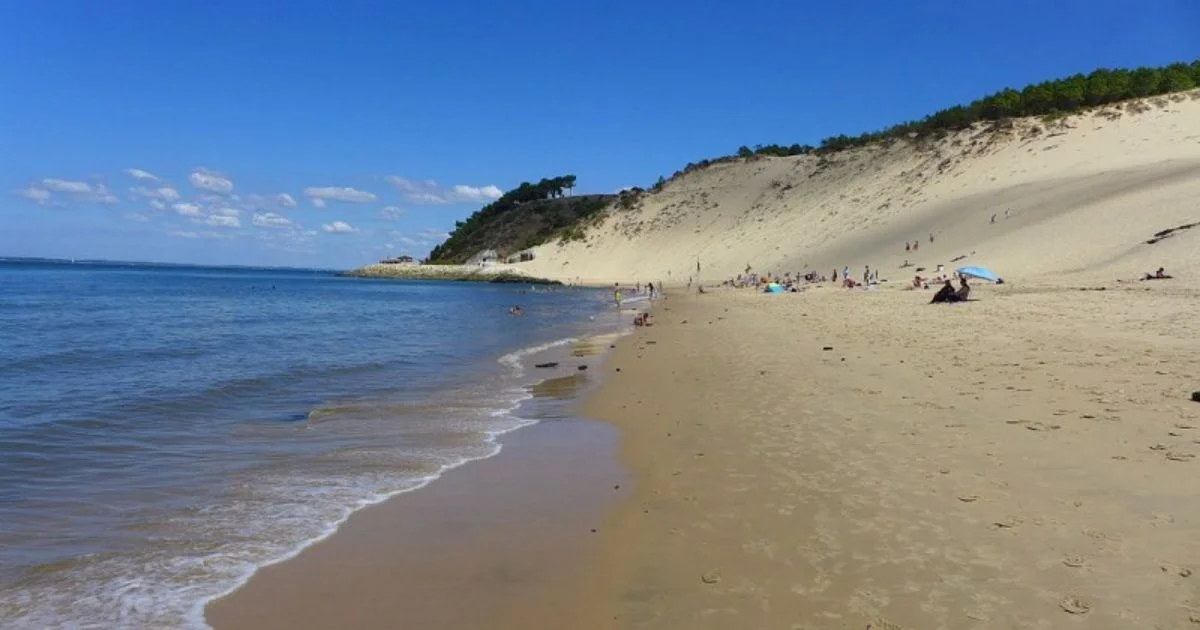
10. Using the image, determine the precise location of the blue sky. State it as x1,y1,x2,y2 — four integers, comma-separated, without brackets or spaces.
3,1,1198,269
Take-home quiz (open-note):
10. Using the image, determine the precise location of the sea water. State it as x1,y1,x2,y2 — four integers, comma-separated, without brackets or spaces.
0,260,624,629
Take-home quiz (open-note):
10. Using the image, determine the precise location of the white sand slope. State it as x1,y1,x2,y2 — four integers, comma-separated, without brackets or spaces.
517,91,1200,287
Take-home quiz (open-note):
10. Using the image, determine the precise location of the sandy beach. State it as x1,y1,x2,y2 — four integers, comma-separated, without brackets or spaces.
209,92,1200,629
583,285,1200,629
210,280,1200,629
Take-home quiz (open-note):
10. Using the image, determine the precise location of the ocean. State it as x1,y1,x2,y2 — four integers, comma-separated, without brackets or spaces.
0,260,631,629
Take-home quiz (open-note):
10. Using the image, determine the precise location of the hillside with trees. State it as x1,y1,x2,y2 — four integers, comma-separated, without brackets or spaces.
426,176,611,264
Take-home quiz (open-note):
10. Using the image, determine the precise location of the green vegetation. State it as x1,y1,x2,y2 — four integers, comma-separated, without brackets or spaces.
803,61,1199,156
426,176,611,263
809,61,1198,153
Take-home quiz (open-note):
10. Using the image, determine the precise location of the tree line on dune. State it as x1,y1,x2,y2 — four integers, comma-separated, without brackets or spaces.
664,60,1200,182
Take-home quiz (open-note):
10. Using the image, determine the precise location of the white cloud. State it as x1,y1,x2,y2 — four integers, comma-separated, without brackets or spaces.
244,193,297,211
322,220,357,234
303,186,377,204
310,198,326,208
411,192,450,204
169,230,233,240
148,199,167,210
131,186,181,202
200,214,241,228
172,202,203,217
125,168,159,181
451,184,504,202
380,206,405,220
211,207,240,218
25,178,116,204
125,213,150,222
17,187,52,204
253,212,292,228
188,168,234,194
42,178,92,194
385,176,503,205
92,183,118,204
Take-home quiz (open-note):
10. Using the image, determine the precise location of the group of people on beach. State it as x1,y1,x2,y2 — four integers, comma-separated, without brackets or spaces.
613,281,662,308
929,275,971,303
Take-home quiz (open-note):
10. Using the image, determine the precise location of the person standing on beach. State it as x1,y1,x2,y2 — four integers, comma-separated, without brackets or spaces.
613,283,623,309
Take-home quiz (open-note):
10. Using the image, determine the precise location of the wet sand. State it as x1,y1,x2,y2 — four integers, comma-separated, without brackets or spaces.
206,416,627,630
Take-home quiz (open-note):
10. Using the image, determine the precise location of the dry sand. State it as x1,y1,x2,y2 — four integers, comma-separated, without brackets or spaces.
584,286,1200,629
516,91,1200,287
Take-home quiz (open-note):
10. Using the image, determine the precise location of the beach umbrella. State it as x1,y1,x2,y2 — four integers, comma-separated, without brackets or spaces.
956,265,1001,283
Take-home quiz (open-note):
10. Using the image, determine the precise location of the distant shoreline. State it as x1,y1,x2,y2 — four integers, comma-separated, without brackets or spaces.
0,257,337,274
341,262,563,285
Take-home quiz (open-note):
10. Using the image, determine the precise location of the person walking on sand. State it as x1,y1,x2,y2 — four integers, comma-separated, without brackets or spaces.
842,265,849,281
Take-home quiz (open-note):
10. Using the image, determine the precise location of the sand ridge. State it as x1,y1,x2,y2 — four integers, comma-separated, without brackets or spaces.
517,90,1200,288
582,286,1200,629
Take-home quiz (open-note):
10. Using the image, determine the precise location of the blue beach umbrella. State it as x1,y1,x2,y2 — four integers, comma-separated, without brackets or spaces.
956,265,1001,283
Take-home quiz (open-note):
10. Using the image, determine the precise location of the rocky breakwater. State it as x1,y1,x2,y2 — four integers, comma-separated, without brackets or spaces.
341,263,562,285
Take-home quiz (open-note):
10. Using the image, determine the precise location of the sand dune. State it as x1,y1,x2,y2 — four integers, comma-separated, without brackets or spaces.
518,91,1200,286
